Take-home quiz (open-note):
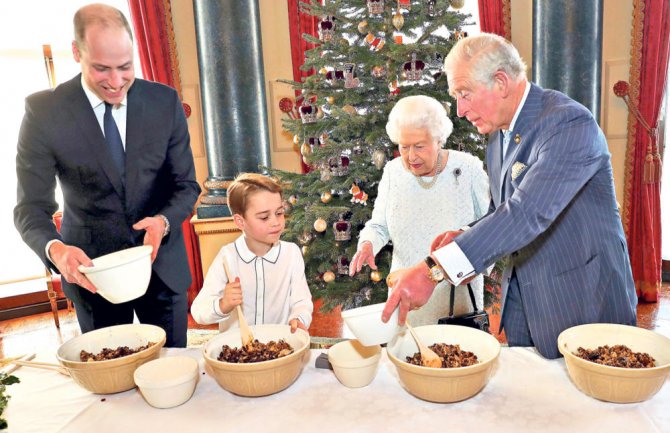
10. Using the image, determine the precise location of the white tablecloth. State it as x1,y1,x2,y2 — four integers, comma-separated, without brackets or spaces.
5,347,669,433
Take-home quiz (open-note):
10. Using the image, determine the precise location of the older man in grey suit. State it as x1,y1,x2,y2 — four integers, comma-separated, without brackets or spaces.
383,33,637,359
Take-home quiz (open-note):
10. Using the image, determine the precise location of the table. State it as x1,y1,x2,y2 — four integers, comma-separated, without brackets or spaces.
5,347,669,433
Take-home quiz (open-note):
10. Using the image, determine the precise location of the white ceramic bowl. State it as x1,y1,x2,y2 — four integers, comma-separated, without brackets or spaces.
78,245,152,304
341,303,401,346
134,356,199,408
328,339,381,388
558,323,670,403
202,324,310,397
387,324,501,403
57,324,166,394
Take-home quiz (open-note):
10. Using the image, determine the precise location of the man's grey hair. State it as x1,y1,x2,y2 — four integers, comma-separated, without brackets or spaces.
444,33,527,87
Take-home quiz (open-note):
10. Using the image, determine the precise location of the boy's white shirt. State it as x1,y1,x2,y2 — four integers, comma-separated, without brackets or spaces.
191,236,313,332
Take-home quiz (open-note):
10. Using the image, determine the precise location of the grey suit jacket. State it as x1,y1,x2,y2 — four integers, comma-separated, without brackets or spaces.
14,74,201,294
456,83,637,358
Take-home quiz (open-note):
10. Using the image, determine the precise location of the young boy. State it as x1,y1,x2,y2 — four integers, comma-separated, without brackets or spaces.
191,173,313,333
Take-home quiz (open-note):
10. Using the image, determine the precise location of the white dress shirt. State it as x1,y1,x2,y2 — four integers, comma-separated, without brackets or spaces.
191,236,313,332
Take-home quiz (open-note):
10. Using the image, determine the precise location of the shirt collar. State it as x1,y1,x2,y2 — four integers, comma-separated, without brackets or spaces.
234,236,281,264
504,80,530,133
80,75,128,110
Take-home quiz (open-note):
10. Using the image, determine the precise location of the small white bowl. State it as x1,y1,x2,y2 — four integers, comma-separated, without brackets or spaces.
328,339,381,388
134,356,199,408
341,303,401,346
78,245,152,304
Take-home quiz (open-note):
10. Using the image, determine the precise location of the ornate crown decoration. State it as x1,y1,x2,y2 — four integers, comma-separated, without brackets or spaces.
403,53,425,81
299,102,318,124
367,0,384,15
333,214,352,241
337,256,350,275
318,16,336,42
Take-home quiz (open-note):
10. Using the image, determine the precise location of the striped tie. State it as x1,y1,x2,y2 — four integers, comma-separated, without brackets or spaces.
104,102,125,182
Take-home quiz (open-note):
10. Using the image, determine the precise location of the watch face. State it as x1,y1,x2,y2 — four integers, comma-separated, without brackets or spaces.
430,266,444,282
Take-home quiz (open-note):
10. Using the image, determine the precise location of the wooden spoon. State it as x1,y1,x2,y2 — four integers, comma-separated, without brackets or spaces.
405,321,442,368
12,360,70,376
221,256,254,348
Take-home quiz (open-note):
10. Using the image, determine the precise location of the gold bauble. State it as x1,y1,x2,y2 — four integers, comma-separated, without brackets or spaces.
323,271,335,283
288,195,298,205
300,142,312,157
392,11,404,31
342,105,357,116
450,0,465,9
320,191,333,203
326,96,335,105
302,246,308,256
339,38,350,47
316,106,325,119
313,217,328,232
293,134,300,145
370,270,383,282
319,67,328,75
357,20,368,34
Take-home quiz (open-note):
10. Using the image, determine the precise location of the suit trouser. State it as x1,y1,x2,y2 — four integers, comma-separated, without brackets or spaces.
65,271,188,347
501,269,534,348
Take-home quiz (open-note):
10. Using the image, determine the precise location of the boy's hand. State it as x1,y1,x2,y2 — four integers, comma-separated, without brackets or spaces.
219,277,242,314
289,318,307,333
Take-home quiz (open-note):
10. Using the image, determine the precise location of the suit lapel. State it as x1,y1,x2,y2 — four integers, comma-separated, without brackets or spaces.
64,76,125,198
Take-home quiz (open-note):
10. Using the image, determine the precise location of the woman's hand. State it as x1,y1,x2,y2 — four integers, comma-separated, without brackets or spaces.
219,277,242,314
349,241,377,276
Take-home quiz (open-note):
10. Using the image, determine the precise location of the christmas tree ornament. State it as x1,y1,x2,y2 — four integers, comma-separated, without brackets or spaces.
302,246,308,256
283,200,293,214
349,183,369,206
325,69,344,85
403,53,426,81
450,0,465,9
398,0,411,11
339,38,350,47
319,67,329,75
367,0,384,15
323,271,336,283
319,132,329,145
357,20,369,34
425,0,436,17
320,191,333,203
320,168,333,182
372,149,387,169
360,286,373,301
342,105,358,116
299,102,318,124
365,32,386,52
300,142,312,157
370,270,383,282
388,79,400,96
328,155,350,176
337,256,350,275
298,231,313,245
293,134,300,145
392,10,404,31
333,214,352,241
313,217,328,232
326,96,335,105
343,63,360,88
371,65,386,79
316,106,325,119
288,195,298,205
318,16,336,42
394,35,403,44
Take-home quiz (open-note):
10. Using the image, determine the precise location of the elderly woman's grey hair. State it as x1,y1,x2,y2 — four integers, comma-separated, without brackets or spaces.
385,95,454,146
444,33,527,88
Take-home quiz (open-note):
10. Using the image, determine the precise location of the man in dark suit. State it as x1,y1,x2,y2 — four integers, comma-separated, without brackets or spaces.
382,33,637,359
14,4,200,347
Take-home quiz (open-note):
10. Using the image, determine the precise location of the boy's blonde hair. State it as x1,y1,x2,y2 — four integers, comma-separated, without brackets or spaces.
227,173,283,216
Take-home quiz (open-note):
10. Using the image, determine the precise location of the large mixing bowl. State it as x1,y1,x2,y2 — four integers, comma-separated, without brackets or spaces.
387,324,500,403
203,324,310,397
57,324,166,394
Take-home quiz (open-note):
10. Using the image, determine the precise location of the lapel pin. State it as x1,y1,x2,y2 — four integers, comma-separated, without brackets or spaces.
514,134,521,144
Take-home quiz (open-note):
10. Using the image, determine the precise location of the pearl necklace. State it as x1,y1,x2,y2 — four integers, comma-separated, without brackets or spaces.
413,151,444,190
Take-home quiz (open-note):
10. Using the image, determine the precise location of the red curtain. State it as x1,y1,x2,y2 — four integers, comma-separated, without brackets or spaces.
287,0,320,173
622,0,670,302
127,0,204,305
478,0,511,40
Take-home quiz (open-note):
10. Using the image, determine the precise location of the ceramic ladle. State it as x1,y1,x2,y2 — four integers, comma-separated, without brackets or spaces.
405,320,442,368
221,256,254,348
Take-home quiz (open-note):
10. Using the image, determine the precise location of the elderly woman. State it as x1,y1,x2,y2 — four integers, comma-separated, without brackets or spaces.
350,95,489,326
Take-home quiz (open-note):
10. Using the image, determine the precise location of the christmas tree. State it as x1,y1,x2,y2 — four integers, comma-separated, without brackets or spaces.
269,0,492,312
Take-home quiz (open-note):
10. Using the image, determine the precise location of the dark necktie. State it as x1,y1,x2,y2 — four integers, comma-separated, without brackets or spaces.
104,102,125,181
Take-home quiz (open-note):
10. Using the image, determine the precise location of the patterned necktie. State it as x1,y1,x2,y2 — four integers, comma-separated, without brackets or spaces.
103,102,125,181
501,130,512,163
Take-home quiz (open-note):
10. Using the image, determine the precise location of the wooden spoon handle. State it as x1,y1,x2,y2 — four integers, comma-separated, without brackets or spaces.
222,255,254,346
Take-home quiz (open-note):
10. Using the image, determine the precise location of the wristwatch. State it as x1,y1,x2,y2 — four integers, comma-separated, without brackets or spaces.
424,255,445,283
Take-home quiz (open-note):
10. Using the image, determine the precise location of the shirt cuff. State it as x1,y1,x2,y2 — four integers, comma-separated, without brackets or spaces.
432,241,475,286
45,239,63,265
213,298,229,318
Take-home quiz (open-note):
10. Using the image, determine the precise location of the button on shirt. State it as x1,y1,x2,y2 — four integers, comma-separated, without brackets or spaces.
191,236,313,332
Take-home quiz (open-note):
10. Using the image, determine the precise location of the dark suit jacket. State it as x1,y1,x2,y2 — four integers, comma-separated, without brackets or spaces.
14,74,201,295
456,83,637,358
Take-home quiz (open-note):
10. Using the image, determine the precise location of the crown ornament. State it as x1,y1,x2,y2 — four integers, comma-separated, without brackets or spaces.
403,53,425,81
318,16,336,42
299,102,318,124
367,0,384,15
333,214,352,241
